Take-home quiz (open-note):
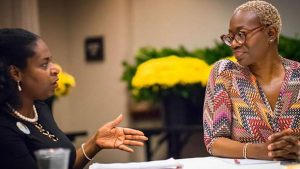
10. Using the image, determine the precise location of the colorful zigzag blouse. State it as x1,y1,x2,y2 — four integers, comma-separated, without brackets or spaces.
203,58,300,154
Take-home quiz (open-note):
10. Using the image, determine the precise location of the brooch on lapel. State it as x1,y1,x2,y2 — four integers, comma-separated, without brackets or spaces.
16,121,30,135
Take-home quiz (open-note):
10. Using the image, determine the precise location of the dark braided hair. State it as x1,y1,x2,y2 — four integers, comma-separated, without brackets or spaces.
0,28,40,113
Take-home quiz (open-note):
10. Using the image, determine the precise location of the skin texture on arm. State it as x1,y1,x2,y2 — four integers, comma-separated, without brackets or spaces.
212,131,299,160
73,114,148,169
211,138,270,160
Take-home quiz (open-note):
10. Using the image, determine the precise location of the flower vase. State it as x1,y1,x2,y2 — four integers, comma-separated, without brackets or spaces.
161,86,205,158
162,87,205,127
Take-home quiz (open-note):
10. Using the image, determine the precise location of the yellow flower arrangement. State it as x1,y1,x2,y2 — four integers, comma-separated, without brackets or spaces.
129,54,236,100
54,64,76,98
132,55,212,88
122,45,235,101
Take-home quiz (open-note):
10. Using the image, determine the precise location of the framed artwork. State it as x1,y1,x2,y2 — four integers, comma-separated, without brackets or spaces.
85,36,104,61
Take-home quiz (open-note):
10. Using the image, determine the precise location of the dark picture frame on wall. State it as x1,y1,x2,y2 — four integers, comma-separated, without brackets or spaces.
85,36,104,62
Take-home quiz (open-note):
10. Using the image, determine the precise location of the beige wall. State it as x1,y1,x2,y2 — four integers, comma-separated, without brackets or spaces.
39,0,132,164
0,0,39,33
66,0,131,163
131,0,300,52
37,0,300,165
39,0,72,131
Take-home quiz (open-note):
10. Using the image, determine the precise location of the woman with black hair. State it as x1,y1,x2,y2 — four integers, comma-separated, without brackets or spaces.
0,28,148,169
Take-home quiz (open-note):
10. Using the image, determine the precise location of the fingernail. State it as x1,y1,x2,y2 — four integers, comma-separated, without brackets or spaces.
268,152,272,157
268,145,272,150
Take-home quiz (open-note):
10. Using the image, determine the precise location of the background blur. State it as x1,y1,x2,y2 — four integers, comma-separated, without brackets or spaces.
1,0,300,168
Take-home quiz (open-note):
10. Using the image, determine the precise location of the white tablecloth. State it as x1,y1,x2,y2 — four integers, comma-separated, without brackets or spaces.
89,156,299,169
177,157,281,169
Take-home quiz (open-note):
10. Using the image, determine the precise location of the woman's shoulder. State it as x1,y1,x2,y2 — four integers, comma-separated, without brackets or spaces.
283,57,300,70
0,110,26,138
0,108,14,126
211,59,241,75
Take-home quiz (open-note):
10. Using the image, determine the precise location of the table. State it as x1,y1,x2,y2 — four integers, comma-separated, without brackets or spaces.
89,157,292,169
177,157,283,169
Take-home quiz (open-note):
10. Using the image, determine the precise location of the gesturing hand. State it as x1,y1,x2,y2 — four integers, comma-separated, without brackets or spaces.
94,114,148,152
267,129,299,161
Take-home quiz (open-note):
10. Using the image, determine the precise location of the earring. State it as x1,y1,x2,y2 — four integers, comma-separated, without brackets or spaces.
17,81,22,92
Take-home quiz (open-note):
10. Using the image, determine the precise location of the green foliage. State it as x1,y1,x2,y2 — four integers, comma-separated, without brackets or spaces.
194,41,232,65
279,35,300,62
122,42,231,86
122,35,300,102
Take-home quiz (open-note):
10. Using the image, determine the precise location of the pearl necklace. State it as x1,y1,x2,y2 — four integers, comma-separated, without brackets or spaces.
6,103,58,141
6,103,38,123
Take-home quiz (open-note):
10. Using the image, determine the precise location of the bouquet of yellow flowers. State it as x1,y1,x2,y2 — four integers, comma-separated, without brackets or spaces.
122,44,234,102
54,64,76,98
122,36,300,125
132,56,211,88
130,55,235,101
122,45,234,126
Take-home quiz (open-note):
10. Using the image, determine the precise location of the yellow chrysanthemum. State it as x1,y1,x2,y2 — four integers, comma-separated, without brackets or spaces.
54,64,76,97
132,56,211,88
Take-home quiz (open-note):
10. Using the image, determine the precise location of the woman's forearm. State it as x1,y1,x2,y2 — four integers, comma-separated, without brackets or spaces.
73,135,101,169
211,138,270,160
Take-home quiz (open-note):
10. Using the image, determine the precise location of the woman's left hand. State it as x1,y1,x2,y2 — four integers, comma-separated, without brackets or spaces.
93,114,148,152
267,129,299,161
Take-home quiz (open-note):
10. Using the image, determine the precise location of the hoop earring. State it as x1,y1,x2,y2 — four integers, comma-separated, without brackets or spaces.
17,81,22,92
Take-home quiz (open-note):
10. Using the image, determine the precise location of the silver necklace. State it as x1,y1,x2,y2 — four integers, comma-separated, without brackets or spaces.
6,103,38,123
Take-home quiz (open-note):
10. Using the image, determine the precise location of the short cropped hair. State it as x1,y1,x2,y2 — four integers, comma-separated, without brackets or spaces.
234,0,282,40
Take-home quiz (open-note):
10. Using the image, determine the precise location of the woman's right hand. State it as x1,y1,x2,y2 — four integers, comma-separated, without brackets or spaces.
267,129,299,161
93,114,148,152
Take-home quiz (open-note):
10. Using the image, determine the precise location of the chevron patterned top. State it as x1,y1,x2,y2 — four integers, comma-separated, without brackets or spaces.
203,57,300,154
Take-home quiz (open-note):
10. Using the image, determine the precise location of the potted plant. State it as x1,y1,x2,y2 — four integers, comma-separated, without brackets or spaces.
122,35,300,126
122,43,233,126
